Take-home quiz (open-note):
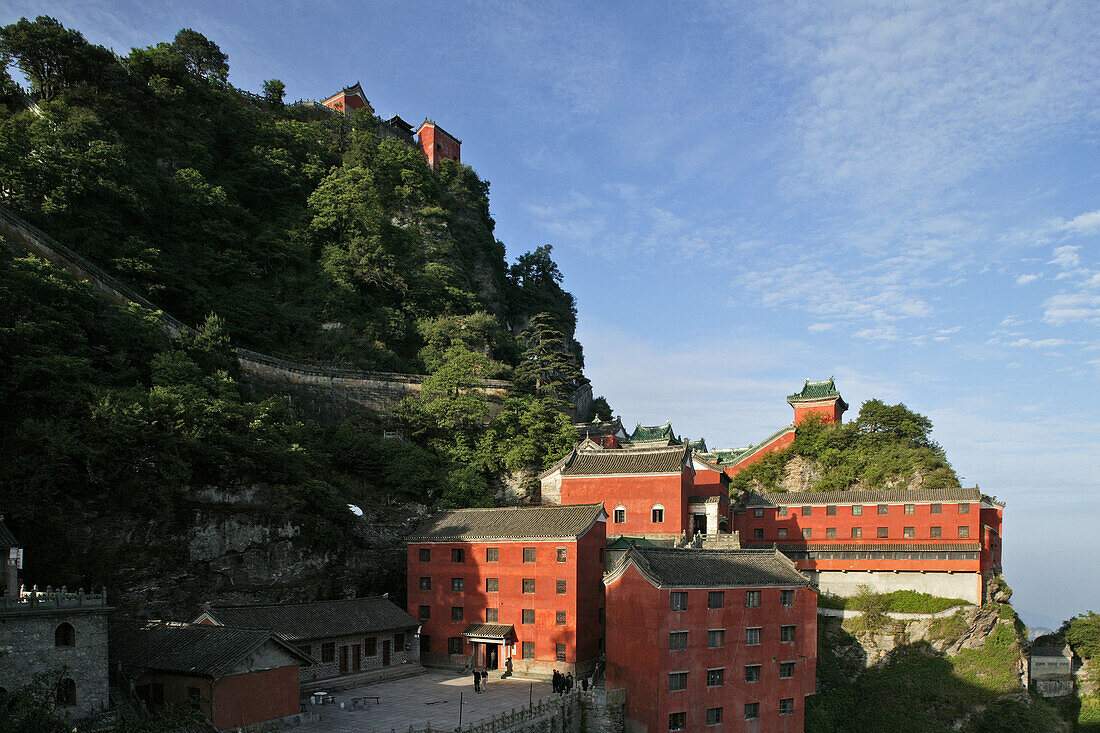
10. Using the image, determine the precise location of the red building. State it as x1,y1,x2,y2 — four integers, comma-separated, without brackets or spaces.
573,417,629,449
109,621,311,731
733,487,1005,604
321,82,373,114
605,546,817,732
417,120,461,169
406,503,606,677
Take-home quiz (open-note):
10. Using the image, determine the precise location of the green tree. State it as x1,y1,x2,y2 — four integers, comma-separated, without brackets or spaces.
262,78,285,107
171,29,228,83
0,16,113,101
586,395,613,422
513,312,582,403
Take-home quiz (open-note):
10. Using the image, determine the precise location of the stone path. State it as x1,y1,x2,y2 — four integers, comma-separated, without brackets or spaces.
297,670,556,732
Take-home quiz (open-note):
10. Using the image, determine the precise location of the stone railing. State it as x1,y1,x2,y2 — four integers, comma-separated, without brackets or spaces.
389,690,584,733
0,585,109,611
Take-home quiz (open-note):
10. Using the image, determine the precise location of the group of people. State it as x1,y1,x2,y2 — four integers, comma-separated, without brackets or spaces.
551,669,575,695
472,667,489,693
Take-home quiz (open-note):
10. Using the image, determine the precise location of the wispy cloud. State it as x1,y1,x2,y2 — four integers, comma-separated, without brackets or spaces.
1016,274,1041,285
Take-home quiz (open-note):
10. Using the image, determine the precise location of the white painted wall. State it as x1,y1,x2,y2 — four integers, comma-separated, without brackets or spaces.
807,571,982,604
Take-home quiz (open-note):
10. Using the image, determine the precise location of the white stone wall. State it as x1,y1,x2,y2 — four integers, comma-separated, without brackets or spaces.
297,629,418,683
806,570,982,604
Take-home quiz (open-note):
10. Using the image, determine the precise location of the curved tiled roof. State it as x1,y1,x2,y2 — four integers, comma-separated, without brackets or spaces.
787,377,845,403
608,546,810,589
562,445,688,476
628,422,680,445
203,596,417,641
741,487,982,507
688,495,728,506
407,503,606,542
573,418,625,439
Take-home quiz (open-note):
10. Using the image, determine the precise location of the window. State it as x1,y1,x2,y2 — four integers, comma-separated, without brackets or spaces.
852,505,863,516
448,637,463,655
669,631,688,650
549,578,564,596
708,591,724,609
780,589,795,606
614,507,626,523
780,661,795,678
931,503,942,514
959,503,971,514
187,686,201,705
419,577,431,591
522,641,534,659
452,548,464,563
669,712,687,731
56,679,75,706
487,577,499,592
803,528,812,539
486,608,498,622
522,579,535,594
904,504,915,515
418,605,430,619
931,526,942,538
753,528,764,539
746,627,761,645
669,672,687,691
746,590,761,608
451,606,463,622
778,507,788,517
671,591,688,611
486,547,499,562
852,526,863,538
706,707,723,725
781,625,796,642
745,702,760,720
707,629,724,648
754,508,764,517
523,547,536,563
958,526,970,538
745,664,761,683
419,548,431,562
522,609,535,624
826,527,837,538
707,668,724,687
451,577,464,592
652,505,665,523
598,547,605,563
780,698,795,716
394,633,405,650
827,505,837,516
54,623,75,648
321,643,335,663
777,528,788,539
557,547,568,562
878,504,889,515
802,506,812,516
556,643,566,662
904,526,915,538
877,527,889,538
556,611,567,626
365,637,377,656
420,635,431,654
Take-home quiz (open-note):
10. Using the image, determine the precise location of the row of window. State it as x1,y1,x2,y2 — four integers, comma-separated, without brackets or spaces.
671,625,796,650
420,604,604,626
756,525,970,540
670,589,795,611
305,634,405,664
667,700,795,729
419,577,574,594
419,547,580,563
429,636,570,661
760,502,971,518
670,661,797,691
784,550,979,561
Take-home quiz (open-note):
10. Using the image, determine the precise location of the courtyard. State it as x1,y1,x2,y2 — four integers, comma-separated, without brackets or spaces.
297,670,556,732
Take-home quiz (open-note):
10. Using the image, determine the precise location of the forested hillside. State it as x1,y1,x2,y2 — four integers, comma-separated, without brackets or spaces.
0,17,601,614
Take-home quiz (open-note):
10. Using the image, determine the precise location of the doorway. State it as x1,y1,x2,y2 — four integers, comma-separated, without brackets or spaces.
339,645,348,674
382,639,391,666
693,514,707,535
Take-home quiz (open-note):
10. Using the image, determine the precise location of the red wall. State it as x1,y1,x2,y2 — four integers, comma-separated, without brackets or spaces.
606,563,817,733
726,429,796,478
559,468,694,537
980,505,1003,571
212,666,299,731
418,125,461,169
322,92,367,113
792,400,845,425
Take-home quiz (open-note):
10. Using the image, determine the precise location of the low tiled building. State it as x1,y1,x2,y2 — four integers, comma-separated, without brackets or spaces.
110,620,311,731
605,546,817,732
406,503,607,677
195,596,420,691
1029,642,1075,697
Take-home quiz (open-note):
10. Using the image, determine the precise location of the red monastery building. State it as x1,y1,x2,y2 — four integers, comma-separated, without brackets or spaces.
406,504,607,677
605,546,817,732
320,82,373,114
417,121,461,169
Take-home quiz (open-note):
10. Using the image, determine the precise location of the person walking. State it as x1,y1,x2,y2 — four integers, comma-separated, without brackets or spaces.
473,668,481,694
552,670,561,695
565,673,574,693
581,676,589,692
480,668,488,691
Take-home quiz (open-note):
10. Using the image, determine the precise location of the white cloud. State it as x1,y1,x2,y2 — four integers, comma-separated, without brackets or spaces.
1063,210,1100,235
808,322,834,333
1015,274,1041,285
1049,245,1081,270
1005,338,1067,349
1043,293,1100,325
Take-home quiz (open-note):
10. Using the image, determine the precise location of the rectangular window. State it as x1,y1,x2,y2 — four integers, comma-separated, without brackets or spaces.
669,712,686,731
878,504,889,515
452,548,464,563
418,605,430,619
599,547,605,563
708,591,724,609
614,508,625,523
706,707,723,725
778,507,788,517
448,637,463,655
556,611,566,626
365,637,376,656
486,608,498,622
556,643,566,662
777,528,788,539
451,606,463,622
321,642,335,663
419,577,431,591
904,526,915,538
487,577,499,592
522,609,535,624
746,627,761,645
781,625,796,643
852,505,863,516
745,703,760,720
671,591,688,611
707,629,724,648
959,503,971,514
745,664,761,683
669,631,688,650
780,661,795,678
746,590,761,607
451,577,464,592
802,505,812,516
931,526,942,538
852,527,863,538
522,641,534,659
780,698,794,716
753,528,764,539
958,526,970,538
754,508,764,517
523,547,536,563
826,527,837,538
904,504,915,515
652,507,664,523
803,528,812,539
827,505,837,516
486,547,499,562
780,589,795,606
931,503,942,514
706,668,724,687
419,548,431,562
556,579,567,595
877,527,889,538
522,578,535,594
557,547,568,562
669,672,687,691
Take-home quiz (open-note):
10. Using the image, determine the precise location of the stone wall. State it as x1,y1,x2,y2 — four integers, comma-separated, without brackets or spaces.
807,570,983,604
297,630,418,683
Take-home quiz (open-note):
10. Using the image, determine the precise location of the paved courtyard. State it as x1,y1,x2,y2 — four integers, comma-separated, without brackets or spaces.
297,670,556,732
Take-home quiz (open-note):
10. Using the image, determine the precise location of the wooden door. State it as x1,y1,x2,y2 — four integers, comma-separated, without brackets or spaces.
339,645,348,674
353,644,361,671
382,639,391,666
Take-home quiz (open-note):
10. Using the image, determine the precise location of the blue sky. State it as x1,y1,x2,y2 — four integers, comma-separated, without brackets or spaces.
7,1,1098,626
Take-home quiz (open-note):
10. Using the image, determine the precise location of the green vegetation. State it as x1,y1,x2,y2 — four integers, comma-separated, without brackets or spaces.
731,400,960,493
1038,611,1100,732
820,588,972,614
930,612,970,642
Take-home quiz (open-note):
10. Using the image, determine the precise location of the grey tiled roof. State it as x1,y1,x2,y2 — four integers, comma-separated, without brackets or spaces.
573,418,624,439
770,542,982,552
688,495,727,506
0,519,19,548
407,503,606,542
611,547,810,589
110,621,310,677
462,623,515,639
740,487,982,507
562,445,688,476
204,596,418,642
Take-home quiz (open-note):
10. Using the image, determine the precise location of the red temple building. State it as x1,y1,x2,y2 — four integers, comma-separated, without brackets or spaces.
605,546,817,732
406,504,606,677
320,82,373,115
417,120,461,169
732,487,1004,604
573,417,629,449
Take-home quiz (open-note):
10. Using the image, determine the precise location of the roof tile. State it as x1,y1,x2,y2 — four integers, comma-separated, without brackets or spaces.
408,503,606,543
741,487,982,507
110,621,309,677
611,546,810,588
562,445,688,476
205,596,417,641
